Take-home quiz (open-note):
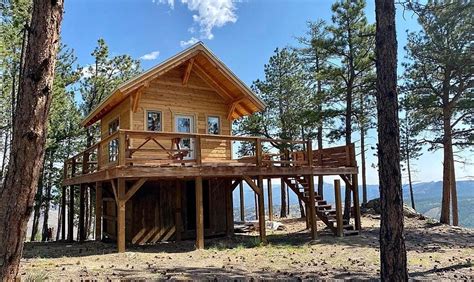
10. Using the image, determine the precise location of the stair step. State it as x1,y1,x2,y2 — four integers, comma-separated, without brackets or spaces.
316,204,332,210
343,224,355,230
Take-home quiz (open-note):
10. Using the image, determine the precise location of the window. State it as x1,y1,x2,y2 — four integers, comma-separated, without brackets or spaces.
147,111,162,131
108,118,119,162
207,116,220,135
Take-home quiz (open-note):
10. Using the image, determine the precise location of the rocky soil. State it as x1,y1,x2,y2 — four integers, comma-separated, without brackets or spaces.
20,215,473,280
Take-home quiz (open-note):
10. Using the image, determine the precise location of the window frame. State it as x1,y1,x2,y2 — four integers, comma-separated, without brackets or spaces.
108,117,120,163
145,110,163,132
206,115,221,135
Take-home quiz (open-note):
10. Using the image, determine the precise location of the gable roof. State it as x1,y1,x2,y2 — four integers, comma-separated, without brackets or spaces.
81,42,266,127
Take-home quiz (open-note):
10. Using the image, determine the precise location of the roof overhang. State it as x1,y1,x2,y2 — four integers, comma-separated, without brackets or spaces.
81,42,266,127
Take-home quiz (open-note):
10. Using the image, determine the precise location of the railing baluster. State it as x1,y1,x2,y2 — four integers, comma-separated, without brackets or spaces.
255,138,262,167
118,130,126,166
195,135,202,165
307,139,313,167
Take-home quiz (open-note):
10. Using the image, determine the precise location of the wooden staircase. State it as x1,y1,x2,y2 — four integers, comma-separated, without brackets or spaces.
284,176,359,236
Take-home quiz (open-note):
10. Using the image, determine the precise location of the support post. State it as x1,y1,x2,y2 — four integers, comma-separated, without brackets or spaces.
195,135,202,165
68,185,74,242
255,138,262,167
175,180,182,242
307,175,317,239
226,181,234,237
61,186,66,241
95,182,102,241
79,184,86,242
352,174,361,231
254,192,258,220
118,131,126,166
257,176,267,244
267,178,273,221
335,179,343,237
195,176,204,249
117,178,126,253
239,181,245,222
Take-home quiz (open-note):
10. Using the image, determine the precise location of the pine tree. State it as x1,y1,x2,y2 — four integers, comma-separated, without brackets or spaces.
403,1,473,225
0,0,64,278
325,0,376,219
375,0,408,279
235,48,308,218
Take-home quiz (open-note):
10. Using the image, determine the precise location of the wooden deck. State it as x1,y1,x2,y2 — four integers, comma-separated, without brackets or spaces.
63,130,358,185
61,130,360,252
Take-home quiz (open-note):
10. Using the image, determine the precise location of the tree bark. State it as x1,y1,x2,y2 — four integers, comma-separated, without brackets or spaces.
406,143,416,210
41,156,53,242
317,125,324,196
440,94,453,224
30,163,45,241
375,0,408,280
0,0,64,279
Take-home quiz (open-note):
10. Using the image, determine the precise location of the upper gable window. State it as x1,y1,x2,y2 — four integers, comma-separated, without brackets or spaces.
108,118,119,135
207,116,220,135
108,118,119,162
147,111,162,131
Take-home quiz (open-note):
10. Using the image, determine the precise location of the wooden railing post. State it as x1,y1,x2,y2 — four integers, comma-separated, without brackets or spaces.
71,158,76,177
195,135,202,165
97,142,102,171
352,174,361,231
118,131,126,167
63,161,68,180
334,179,343,237
307,139,313,167
255,138,262,167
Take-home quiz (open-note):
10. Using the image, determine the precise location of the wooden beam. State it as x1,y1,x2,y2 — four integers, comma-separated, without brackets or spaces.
195,176,204,249
307,175,318,240
95,181,102,241
182,58,195,85
257,176,267,244
67,185,74,242
132,87,144,113
117,179,126,253
239,181,245,222
193,63,234,102
110,179,119,206
79,184,86,242
227,102,237,120
334,179,343,237
226,181,234,237
124,178,147,202
267,178,273,221
242,175,262,195
230,179,241,191
352,174,361,231
175,180,182,242
61,186,66,240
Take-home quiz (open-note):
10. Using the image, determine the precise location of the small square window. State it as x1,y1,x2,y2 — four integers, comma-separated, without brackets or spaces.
207,116,220,135
147,111,162,131
108,118,119,135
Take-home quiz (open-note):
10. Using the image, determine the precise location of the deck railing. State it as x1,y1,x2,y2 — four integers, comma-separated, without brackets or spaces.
64,129,355,180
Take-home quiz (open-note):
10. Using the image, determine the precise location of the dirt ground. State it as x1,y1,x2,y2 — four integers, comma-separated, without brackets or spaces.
20,215,473,280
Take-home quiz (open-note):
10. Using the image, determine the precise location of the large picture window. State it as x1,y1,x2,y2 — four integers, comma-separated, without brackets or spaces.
108,118,119,162
147,111,162,131
207,116,220,135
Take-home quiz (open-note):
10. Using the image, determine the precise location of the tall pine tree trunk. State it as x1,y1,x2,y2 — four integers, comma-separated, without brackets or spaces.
343,81,353,221
0,0,64,278
41,157,53,241
407,154,416,210
451,158,458,226
440,99,453,224
56,202,61,241
317,125,324,196
375,0,408,279
361,127,367,206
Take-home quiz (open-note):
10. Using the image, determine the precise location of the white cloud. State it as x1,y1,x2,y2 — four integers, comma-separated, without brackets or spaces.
140,50,160,60
155,0,238,46
180,37,199,48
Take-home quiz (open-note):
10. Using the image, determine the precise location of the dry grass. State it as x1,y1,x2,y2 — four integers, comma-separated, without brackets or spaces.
19,215,473,280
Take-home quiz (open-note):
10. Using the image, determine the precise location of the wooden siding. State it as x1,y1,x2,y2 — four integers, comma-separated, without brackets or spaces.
102,179,231,244
129,66,232,162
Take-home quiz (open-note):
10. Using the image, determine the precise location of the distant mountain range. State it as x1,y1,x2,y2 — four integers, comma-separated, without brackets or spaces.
232,180,474,228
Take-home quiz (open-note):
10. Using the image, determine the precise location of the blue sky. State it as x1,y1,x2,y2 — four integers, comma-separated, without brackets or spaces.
60,0,472,184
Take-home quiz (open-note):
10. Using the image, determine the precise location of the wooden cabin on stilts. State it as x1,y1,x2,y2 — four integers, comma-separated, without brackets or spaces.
61,42,361,252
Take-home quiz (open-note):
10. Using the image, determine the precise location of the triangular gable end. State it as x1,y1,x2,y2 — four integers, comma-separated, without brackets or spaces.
82,42,266,127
